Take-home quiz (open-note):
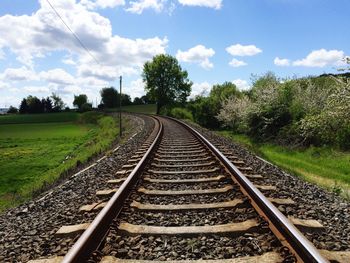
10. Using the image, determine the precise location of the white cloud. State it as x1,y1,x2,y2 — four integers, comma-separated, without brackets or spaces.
274,57,290,66
23,86,50,93
81,0,125,9
0,67,38,82
0,80,9,89
229,58,247,68
226,44,262,57
190,81,211,98
126,0,164,14
39,68,75,85
126,78,145,99
176,45,215,69
293,49,345,67
178,0,222,9
232,79,250,90
0,0,167,73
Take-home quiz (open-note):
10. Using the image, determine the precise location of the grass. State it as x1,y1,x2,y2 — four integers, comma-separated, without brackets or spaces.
0,112,79,124
0,111,121,211
218,130,350,197
105,104,157,114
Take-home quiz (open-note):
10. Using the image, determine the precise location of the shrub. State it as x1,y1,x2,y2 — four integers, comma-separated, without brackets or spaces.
78,111,104,124
217,95,250,132
81,102,93,112
168,107,193,121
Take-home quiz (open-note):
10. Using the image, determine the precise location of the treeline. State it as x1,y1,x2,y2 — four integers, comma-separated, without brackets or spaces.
169,73,350,150
18,93,66,114
8,86,155,115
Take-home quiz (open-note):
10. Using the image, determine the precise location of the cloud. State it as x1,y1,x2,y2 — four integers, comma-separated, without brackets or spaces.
232,79,250,90
23,86,50,93
229,58,247,67
39,68,75,85
0,0,167,73
226,44,262,57
190,81,211,98
293,49,345,67
126,0,164,14
178,0,222,9
274,57,290,66
0,67,38,81
0,80,9,89
176,45,215,69
81,0,125,9
126,78,145,99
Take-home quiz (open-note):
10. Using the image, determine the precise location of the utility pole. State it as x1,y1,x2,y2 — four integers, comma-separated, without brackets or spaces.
119,76,122,137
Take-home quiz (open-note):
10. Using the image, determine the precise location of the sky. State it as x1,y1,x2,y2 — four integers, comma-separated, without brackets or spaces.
0,0,349,108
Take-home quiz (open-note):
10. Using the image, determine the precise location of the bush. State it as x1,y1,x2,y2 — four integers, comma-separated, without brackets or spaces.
168,107,193,121
77,111,104,124
81,103,93,112
7,106,18,114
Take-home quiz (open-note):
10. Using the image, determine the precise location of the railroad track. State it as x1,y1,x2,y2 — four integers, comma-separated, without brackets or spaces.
30,116,349,263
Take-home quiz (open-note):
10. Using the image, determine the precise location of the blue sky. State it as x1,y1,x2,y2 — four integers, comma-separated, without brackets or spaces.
0,0,349,107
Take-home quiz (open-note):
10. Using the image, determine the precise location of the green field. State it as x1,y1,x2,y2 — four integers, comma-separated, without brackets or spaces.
0,112,79,124
0,112,120,211
219,131,350,197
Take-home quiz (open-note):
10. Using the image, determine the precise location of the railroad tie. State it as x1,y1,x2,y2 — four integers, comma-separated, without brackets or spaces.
138,185,233,195
153,156,211,162
151,161,215,168
118,219,259,236
148,167,219,175
130,199,245,211
288,217,325,232
96,189,117,198
107,178,127,184
143,175,226,183
255,185,277,191
245,174,264,179
115,169,133,176
79,201,107,212
55,223,90,238
100,252,282,263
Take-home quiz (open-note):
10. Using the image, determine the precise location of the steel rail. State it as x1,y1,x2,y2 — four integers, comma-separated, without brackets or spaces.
168,117,328,263
62,117,163,263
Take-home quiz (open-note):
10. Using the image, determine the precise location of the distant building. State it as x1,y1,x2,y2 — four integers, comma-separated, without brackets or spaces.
0,108,9,115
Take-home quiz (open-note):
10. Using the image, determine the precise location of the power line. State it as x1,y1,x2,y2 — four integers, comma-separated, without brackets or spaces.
45,0,101,66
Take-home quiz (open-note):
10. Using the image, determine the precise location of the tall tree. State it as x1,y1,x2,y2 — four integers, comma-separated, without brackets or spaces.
51,93,65,112
73,94,88,111
19,98,29,114
142,54,192,114
26,95,43,113
100,87,119,108
43,97,53,113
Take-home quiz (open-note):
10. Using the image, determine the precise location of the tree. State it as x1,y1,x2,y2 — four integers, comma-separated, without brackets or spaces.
26,96,44,113
142,54,192,114
121,93,132,106
41,97,53,113
133,97,143,105
19,98,29,114
73,94,88,111
7,106,18,114
100,87,118,108
51,93,65,112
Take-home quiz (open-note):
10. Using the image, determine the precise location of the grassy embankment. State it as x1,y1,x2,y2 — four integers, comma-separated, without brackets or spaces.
0,112,121,211
218,131,350,198
105,104,157,114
